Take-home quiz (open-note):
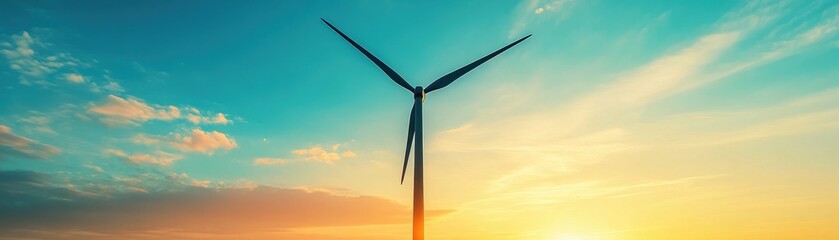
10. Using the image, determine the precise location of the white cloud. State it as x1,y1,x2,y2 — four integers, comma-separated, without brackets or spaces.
64,73,85,83
291,144,357,164
170,129,237,154
0,31,82,86
191,180,211,188
292,147,340,164
88,95,233,127
185,112,233,125
1,31,124,93
88,95,180,126
213,113,231,124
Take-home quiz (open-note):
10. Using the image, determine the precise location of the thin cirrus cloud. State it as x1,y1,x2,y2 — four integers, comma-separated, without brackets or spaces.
509,0,574,38
253,157,288,166
105,148,183,166
433,1,836,154
0,125,60,161
422,2,839,226
88,95,233,126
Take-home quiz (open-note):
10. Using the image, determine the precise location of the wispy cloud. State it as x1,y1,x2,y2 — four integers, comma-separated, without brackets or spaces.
253,157,288,166
509,0,575,38
105,148,183,166
434,1,837,154
0,125,60,160
426,2,839,223
0,31,123,93
1,31,73,85
470,175,723,213
647,87,839,146
15,112,57,135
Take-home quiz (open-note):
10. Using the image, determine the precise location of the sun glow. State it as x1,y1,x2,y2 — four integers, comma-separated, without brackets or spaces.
553,233,585,240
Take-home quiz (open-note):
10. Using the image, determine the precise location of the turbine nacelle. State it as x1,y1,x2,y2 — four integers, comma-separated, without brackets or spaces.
413,86,426,102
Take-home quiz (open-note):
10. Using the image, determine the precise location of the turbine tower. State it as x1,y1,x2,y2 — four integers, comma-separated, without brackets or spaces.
322,19,530,240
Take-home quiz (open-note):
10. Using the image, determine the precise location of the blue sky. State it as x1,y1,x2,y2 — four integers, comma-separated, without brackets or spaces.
1,1,838,239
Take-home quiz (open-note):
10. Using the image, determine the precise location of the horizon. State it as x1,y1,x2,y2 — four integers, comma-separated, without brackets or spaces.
1,1,838,239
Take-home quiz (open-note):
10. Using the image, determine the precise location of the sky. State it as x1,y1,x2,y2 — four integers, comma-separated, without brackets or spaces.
1,0,838,239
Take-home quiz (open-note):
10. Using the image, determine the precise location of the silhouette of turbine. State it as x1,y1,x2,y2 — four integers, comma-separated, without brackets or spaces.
322,18,530,240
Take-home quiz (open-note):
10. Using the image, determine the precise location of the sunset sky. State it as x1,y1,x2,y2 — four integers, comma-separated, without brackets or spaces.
1,0,838,239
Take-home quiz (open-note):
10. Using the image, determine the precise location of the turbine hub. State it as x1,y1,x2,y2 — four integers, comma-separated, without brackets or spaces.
414,86,425,102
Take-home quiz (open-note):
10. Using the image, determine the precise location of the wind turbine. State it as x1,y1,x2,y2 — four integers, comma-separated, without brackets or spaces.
322,18,530,240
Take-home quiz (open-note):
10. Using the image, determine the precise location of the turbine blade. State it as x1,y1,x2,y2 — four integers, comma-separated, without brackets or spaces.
401,104,416,185
425,34,532,93
321,18,414,92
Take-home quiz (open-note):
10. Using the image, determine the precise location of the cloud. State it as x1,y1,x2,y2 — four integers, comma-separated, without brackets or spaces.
186,111,233,125
509,0,574,37
420,3,839,223
292,145,357,164
431,31,741,155
253,157,288,166
84,164,105,173
105,148,183,166
131,134,161,145
0,125,60,160
88,95,181,126
191,180,211,188
0,170,415,238
213,112,231,124
87,95,234,126
64,73,85,83
535,0,570,13
90,81,125,93
16,112,57,135
1,31,128,94
341,151,357,158
293,147,340,163
467,175,722,211
646,87,839,146
434,1,835,155
0,31,90,87
170,129,237,154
